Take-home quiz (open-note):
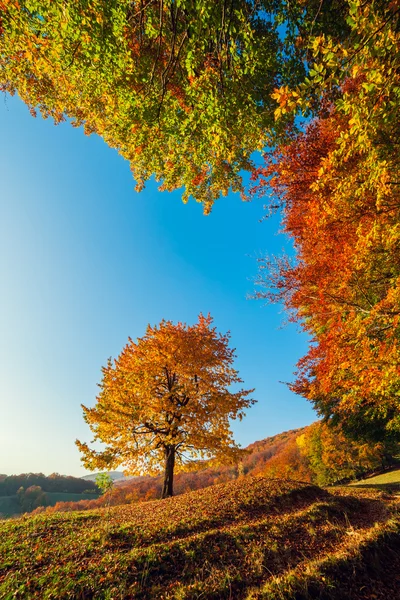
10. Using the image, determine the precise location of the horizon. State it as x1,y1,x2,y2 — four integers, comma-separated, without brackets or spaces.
0,424,311,478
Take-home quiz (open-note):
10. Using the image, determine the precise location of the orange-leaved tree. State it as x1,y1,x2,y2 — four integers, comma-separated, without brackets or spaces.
76,314,254,498
253,102,400,443
253,1,400,443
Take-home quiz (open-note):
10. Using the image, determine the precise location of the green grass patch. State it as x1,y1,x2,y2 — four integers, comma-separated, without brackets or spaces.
349,468,400,492
46,491,100,504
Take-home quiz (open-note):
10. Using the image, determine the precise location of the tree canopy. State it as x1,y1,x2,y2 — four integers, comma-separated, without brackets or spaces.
0,0,351,211
76,314,254,498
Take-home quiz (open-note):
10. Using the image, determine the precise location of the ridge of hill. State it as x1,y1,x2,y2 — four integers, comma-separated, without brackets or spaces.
245,427,307,454
4,424,395,519
81,428,306,485
1,476,399,599
32,423,395,516
0,473,98,495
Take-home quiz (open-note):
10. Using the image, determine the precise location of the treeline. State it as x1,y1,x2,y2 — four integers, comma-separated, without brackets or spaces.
0,473,97,496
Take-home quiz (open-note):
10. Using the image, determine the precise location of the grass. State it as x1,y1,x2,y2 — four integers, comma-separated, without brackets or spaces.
349,467,400,492
0,476,399,599
45,492,100,503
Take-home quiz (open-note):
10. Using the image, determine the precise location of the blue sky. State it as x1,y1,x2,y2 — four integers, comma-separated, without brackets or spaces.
0,94,315,477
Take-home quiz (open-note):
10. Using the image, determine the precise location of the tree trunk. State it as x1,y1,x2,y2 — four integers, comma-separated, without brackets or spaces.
161,445,175,499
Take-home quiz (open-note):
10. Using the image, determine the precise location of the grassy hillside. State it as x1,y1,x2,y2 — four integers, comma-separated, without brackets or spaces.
1,476,399,599
349,467,400,491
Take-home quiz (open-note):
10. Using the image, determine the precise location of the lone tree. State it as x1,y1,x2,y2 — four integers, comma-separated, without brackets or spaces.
76,314,254,498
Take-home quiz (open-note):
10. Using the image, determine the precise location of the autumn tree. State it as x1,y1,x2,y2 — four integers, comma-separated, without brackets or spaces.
253,0,400,442
17,485,49,512
260,436,312,482
296,422,388,486
0,0,352,211
76,314,254,498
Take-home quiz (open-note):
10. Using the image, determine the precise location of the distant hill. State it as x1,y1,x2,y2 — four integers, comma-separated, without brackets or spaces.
0,473,97,496
0,492,99,519
79,428,306,484
246,427,306,454
7,423,397,521
1,477,399,599
242,427,307,474
0,429,307,518
0,474,99,518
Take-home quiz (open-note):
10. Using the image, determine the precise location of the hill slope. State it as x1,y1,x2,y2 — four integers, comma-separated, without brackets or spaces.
1,477,399,599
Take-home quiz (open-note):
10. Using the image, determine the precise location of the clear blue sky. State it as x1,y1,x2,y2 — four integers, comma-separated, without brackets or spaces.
0,94,316,477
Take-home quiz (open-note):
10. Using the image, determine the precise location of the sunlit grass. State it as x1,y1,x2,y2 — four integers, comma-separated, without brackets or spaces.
349,468,400,487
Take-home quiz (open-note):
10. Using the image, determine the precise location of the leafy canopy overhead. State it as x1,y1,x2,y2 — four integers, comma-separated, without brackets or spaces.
0,0,349,212
76,314,254,497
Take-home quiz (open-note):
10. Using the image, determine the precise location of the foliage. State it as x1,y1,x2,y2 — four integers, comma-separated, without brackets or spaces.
259,437,312,482
8,431,315,518
34,432,307,515
0,0,354,211
0,0,274,212
26,423,392,516
95,473,114,496
253,0,400,442
246,423,391,486
16,486,48,513
76,314,254,497
0,476,399,599
296,422,387,486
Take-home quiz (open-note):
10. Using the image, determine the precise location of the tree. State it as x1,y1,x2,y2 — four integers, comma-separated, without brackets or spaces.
17,485,49,512
0,0,352,211
254,105,400,442
260,436,313,482
76,314,254,498
253,1,400,442
95,473,114,496
296,422,386,486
